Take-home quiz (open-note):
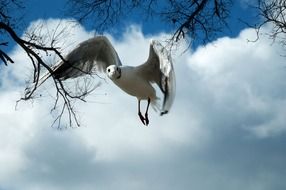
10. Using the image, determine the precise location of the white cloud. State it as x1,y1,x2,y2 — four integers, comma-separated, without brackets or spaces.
189,28,286,138
1,19,286,190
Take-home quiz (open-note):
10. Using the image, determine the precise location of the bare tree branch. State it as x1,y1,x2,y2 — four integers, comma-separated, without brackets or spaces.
252,0,286,50
66,0,232,46
0,49,14,65
1,21,97,128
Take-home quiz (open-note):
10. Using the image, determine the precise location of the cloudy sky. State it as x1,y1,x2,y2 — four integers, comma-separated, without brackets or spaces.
1,1,286,190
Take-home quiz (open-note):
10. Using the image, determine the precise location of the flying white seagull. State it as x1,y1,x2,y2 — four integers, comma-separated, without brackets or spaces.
36,36,176,126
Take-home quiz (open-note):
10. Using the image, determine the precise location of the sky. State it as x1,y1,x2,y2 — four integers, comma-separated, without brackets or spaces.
1,1,286,190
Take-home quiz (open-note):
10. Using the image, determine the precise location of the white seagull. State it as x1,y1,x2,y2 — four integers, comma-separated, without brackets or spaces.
36,36,176,125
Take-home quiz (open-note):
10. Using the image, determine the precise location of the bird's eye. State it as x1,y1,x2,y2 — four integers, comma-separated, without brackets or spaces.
107,69,110,72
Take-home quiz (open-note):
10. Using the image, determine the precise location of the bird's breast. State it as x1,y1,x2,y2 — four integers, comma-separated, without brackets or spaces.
112,67,156,100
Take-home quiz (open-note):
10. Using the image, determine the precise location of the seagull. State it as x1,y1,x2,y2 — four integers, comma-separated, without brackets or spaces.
34,36,176,126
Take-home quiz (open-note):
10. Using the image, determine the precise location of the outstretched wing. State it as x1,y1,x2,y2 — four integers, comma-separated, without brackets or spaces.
138,40,176,115
26,36,120,97
52,36,122,80
36,36,121,87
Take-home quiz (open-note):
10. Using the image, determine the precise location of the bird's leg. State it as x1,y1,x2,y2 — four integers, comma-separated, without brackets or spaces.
144,98,151,126
138,100,146,125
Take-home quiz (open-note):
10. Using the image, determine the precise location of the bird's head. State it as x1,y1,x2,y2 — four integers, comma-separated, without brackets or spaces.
106,65,121,80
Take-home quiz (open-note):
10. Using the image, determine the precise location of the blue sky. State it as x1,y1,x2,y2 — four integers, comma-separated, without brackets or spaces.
19,0,258,41
4,0,258,52
1,1,286,190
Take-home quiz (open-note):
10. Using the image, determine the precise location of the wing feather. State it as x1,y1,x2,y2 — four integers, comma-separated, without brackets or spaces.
26,36,121,96
52,36,121,80
138,40,176,115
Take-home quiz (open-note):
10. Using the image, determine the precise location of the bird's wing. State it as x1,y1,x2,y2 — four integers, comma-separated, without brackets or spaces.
52,35,122,80
26,36,121,96
137,40,176,115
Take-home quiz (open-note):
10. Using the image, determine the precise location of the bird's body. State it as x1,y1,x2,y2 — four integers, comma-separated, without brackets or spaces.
112,66,157,101
33,36,175,125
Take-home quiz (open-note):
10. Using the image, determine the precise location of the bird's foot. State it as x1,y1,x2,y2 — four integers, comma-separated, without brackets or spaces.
145,113,149,126
138,112,146,125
